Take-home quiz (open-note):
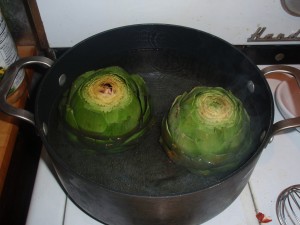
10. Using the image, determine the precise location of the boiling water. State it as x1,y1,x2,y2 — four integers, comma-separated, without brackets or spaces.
47,49,262,196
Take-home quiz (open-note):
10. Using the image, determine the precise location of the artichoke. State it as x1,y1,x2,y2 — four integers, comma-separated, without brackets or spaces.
160,86,251,176
59,66,152,153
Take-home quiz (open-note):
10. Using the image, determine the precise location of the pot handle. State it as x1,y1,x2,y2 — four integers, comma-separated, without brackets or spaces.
262,65,300,136
0,56,54,125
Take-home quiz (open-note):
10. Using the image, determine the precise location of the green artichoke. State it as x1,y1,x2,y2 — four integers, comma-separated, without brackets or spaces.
160,86,251,176
59,66,152,153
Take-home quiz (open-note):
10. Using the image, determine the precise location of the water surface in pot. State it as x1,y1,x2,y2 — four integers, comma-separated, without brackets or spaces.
46,48,263,196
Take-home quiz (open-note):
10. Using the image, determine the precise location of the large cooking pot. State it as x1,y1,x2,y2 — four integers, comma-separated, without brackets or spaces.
1,24,300,225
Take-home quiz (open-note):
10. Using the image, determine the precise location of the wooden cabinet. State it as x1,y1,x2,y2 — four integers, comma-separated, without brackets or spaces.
0,46,36,194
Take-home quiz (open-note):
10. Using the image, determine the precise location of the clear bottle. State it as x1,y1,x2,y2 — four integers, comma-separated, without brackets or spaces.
0,8,26,103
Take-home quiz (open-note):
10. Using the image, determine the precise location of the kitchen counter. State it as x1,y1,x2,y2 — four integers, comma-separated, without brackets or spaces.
25,70,300,225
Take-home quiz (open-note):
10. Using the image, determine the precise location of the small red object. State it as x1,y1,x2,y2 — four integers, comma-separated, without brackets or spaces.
256,212,272,223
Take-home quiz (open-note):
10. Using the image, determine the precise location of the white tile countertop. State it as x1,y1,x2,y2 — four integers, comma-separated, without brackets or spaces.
26,74,300,225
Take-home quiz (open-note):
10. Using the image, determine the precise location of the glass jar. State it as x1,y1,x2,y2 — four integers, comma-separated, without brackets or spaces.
0,8,26,104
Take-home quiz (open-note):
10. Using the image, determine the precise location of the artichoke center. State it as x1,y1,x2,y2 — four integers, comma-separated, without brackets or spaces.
99,83,113,95
197,93,234,125
82,74,130,111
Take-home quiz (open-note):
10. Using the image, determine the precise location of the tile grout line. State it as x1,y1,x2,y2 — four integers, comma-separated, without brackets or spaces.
247,181,262,225
62,195,68,225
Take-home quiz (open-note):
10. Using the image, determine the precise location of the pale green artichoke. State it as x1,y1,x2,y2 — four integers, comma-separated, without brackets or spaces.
160,86,251,176
59,66,152,153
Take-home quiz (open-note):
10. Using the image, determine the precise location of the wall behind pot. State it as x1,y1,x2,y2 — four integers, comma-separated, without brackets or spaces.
35,0,300,47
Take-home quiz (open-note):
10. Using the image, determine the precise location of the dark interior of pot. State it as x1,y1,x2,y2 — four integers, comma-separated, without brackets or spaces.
36,24,273,196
